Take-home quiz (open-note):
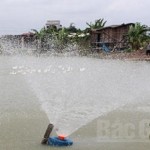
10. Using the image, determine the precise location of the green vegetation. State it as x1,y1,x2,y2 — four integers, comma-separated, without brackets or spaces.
86,18,107,30
31,22,91,55
29,19,150,55
127,23,150,50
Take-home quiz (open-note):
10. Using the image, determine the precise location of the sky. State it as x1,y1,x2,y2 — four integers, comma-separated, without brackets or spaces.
0,0,149,35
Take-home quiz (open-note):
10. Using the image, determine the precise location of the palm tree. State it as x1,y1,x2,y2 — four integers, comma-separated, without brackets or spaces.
127,23,149,50
86,18,107,30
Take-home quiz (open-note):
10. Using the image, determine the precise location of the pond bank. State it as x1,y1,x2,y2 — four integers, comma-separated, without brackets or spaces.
96,49,150,61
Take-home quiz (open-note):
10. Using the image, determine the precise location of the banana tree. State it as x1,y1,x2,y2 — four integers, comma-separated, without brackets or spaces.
54,28,69,51
86,18,107,30
31,28,46,50
31,27,57,51
127,23,150,50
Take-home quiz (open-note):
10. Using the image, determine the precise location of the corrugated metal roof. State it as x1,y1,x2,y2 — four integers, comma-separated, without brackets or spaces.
92,23,134,31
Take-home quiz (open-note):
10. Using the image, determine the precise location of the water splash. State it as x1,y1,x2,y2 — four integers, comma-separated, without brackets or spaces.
9,56,150,136
0,35,85,56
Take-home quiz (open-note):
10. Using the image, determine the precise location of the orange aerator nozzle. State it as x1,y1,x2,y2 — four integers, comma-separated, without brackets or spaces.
58,135,66,140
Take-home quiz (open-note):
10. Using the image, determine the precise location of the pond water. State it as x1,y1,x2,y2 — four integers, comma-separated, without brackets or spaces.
0,55,150,150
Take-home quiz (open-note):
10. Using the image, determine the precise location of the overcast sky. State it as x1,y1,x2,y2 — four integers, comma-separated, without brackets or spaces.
0,0,149,35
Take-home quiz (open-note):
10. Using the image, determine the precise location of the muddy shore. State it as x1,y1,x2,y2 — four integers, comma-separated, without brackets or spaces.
97,49,150,61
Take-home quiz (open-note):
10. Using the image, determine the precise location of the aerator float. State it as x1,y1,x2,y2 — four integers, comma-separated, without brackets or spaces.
41,123,73,147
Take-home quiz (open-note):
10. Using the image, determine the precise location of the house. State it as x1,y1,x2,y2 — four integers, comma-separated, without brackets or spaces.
90,23,134,52
45,20,61,29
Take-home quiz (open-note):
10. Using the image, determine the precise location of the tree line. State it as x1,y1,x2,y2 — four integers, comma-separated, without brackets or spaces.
1,18,150,55
30,18,150,53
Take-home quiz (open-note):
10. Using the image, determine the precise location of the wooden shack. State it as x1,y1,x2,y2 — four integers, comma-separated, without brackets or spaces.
90,23,134,52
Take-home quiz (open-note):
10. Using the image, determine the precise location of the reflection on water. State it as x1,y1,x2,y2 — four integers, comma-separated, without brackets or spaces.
0,56,150,150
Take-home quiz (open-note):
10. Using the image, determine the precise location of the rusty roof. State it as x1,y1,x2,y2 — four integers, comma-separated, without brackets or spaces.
92,23,134,32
